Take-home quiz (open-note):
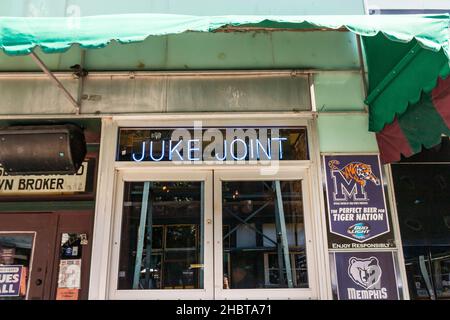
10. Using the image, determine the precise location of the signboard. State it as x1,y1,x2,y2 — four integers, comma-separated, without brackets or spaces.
323,154,395,249
0,161,88,195
117,127,309,162
334,251,400,300
57,259,81,289
56,288,79,300
0,265,22,297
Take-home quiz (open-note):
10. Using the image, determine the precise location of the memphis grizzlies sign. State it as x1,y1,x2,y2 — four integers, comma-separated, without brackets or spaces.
333,251,400,300
323,155,394,249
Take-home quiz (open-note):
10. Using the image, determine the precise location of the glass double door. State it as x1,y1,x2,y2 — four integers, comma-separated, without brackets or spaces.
110,168,315,300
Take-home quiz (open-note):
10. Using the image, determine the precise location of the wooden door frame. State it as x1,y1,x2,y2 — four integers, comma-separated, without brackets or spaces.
0,212,58,300
49,210,95,300
0,210,95,300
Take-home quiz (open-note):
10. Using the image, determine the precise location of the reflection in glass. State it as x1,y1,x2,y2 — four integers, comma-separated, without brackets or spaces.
0,234,33,300
403,248,450,300
393,163,450,300
222,180,308,289
118,181,203,290
432,249,450,299
117,127,309,162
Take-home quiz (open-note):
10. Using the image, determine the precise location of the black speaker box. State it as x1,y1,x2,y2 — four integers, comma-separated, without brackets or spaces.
0,124,86,175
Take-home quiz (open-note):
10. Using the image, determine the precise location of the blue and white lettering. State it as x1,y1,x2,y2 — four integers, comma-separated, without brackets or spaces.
256,138,272,160
230,138,247,161
215,140,227,161
188,139,200,161
272,137,288,159
132,142,146,162
169,140,183,161
130,129,292,162
149,141,165,161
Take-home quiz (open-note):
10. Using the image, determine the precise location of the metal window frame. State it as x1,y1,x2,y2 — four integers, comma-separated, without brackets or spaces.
213,167,317,300
108,169,213,300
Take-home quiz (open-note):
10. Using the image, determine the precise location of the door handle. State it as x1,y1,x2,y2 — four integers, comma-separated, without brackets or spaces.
35,279,43,286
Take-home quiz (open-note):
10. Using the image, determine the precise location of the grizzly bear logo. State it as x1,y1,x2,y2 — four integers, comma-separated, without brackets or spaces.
348,257,382,289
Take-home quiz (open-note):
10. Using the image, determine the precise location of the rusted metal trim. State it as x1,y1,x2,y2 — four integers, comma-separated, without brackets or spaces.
213,26,348,33
0,69,361,79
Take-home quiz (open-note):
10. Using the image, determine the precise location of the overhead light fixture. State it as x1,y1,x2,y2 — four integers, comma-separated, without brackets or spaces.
0,124,86,175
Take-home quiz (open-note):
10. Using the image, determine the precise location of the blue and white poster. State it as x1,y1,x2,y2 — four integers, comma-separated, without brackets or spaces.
0,265,22,297
334,251,400,300
323,154,395,249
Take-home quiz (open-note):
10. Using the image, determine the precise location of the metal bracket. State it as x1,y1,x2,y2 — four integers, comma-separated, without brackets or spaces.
273,181,294,288
30,51,81,114
133,181,151,289
365,43,422,106
356,34,369,113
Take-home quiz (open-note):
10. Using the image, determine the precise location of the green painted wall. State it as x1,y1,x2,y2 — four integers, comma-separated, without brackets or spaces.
0,1,364,72
314,73,365,112
0,31,360,72
0,0,365,17
0,0,372,154
317,114,379,152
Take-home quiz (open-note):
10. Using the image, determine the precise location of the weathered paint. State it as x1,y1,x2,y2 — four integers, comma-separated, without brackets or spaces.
0,32,360,72
0,1,369,152
0,73,311,115
0,77,78,114
0,0,365,17
314,73,365,112
317,114,379,152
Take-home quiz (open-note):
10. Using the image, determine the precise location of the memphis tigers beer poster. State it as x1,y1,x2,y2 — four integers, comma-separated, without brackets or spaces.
323,154,395,249
333,251,400,300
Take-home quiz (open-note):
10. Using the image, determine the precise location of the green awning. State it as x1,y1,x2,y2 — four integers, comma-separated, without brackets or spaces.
0,14,449,135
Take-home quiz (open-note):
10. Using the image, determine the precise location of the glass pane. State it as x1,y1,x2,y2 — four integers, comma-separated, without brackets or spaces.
431,247,450,300
403,246,433,300
117,127,309,162
166,225,197,249
118,181,204,290
392,162,450,299
222,180,308,289
0,234,33,300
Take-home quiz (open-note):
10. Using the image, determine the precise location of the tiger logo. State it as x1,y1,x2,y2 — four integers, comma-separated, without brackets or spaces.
328,160,380,187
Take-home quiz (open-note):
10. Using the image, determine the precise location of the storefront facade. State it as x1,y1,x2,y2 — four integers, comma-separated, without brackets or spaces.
0,7,449,300
0,119,100,299
92,113,330,300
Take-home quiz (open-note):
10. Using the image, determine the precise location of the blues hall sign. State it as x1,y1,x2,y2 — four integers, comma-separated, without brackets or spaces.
323,154,394,249
117,127,308,162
